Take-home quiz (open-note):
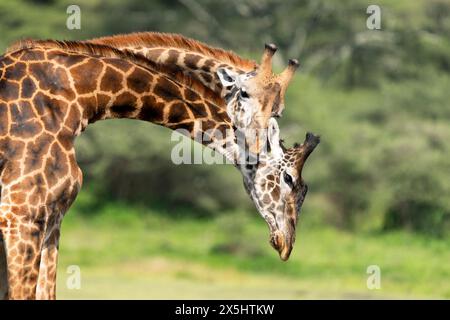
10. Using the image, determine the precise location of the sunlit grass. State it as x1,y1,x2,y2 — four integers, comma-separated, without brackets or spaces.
56,204,450,299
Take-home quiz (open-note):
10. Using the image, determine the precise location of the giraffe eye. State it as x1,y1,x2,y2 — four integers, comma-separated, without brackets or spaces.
240,89,250,99
283,172,294,189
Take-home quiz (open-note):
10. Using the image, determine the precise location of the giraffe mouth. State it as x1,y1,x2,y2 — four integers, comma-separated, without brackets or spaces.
269,230,293,261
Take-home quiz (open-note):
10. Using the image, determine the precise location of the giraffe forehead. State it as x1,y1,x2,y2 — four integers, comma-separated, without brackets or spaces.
239,71,256,82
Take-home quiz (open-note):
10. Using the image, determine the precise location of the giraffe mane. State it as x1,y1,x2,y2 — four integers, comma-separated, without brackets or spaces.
88,32,257,72
6,38,227,110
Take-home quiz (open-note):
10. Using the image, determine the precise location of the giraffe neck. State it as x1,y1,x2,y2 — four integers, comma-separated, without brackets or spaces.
89,32,257,97
2,44,239,162
122,46,244,96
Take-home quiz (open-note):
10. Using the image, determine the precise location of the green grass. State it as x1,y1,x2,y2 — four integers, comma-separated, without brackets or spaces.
56,203,450,299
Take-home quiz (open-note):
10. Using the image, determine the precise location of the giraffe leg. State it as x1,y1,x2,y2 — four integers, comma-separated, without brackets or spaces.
0,203,48,299
0,186,7,299
0,164,81,299
36,214,63,300
35,162,82,300
0,228,8,299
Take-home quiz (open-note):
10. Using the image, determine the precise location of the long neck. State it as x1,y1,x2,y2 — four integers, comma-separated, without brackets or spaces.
89,33,257,97
86,57,236,161
10,46,238,162
124,46,243,96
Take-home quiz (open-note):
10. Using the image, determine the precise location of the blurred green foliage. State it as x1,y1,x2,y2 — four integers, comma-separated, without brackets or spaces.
1,0,449,236
57,203,450,298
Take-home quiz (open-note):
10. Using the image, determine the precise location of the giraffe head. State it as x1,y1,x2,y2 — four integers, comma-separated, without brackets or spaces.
241,119,320,261
217,44,299,155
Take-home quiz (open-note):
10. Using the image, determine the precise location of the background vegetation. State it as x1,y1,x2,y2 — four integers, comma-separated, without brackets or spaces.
0,0,449,298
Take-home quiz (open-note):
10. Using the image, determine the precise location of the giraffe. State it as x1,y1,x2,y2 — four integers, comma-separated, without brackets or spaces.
0,40,242,300
0,39,318,299
241,118,320,261
89,32,300,154
90,33,315,260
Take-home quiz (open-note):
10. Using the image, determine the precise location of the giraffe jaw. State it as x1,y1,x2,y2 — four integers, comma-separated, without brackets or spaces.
246,168,296,261
279,241,293,261
270,230,293,261
267,199,297,261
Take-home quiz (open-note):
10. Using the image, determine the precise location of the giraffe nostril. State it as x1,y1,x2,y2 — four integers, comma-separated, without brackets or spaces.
269,231,284,251
270,234,279,250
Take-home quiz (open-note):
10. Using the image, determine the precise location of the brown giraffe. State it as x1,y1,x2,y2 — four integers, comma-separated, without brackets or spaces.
89,33,316,261
241,119,319,261
90,33,316,260
0,40,239,300
89,32,300,154
0,39,318,299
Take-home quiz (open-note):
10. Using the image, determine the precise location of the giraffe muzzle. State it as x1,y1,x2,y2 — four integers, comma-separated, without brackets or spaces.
270,230,293,261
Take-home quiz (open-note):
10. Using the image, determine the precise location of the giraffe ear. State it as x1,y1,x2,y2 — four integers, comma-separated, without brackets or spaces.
217,68,239,87
268,118,283,159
